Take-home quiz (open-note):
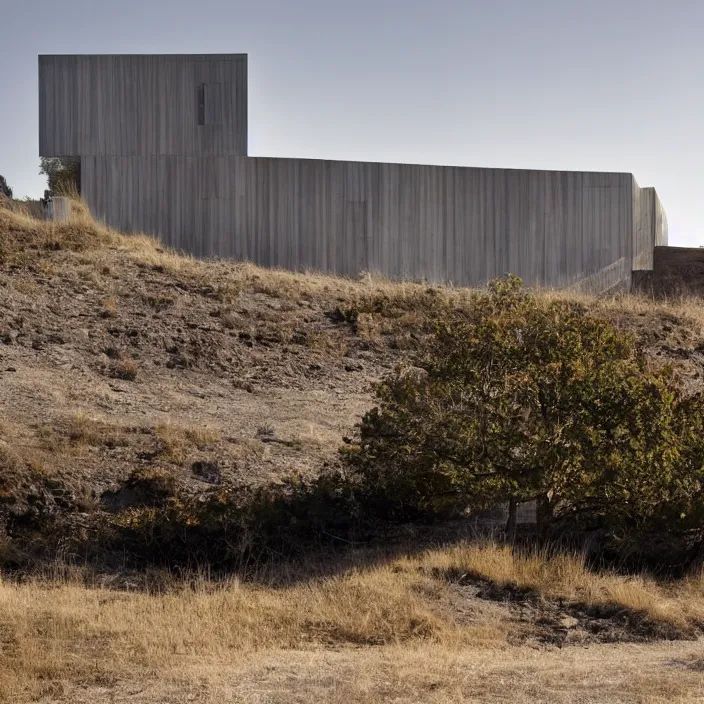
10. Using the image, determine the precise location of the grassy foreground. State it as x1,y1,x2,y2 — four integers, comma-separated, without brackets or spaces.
2,542,704,702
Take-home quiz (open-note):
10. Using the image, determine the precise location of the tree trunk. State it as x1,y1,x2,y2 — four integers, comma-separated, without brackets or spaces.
536,494,553,534
506,497,517,540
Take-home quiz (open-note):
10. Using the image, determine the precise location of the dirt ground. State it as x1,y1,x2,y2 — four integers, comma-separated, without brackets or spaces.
0,244,397,507
18,641,704,703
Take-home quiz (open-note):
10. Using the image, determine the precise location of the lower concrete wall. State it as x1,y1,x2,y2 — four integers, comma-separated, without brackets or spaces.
81,155,663,292
46,196,71,222
633,246,704,298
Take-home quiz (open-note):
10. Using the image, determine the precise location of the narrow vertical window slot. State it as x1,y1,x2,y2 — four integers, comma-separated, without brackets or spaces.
197,83,205,126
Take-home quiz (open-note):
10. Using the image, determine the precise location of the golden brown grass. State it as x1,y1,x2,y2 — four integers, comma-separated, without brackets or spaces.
111,357,139,381
183,426,220,450
66,411,123,448
154,423,221,463
1,541,703,702
420,542,704,631
33,413,133,458
100,296,118,318
0,560,471,701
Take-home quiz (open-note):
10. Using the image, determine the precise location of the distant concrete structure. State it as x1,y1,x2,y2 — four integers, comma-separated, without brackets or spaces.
47,196,71,222
38,54,668,292
40,191,71,222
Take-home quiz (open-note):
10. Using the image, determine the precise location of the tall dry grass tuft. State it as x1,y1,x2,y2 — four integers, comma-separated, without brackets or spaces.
419,541,704,630
0,561,480,701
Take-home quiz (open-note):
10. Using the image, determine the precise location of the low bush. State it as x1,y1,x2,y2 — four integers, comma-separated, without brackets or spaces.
343,276,704,556
98,470,362,571
0,175,12,199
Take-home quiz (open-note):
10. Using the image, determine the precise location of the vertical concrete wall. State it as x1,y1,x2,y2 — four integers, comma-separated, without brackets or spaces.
82,155,644,291
39,55,248,158
633,183,668,271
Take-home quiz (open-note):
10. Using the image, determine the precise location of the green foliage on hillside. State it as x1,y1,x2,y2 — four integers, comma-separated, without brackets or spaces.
39,157,81,194
343,275,704,535
0,175,12,198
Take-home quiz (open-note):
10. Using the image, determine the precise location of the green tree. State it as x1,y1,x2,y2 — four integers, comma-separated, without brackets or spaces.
344,276,704,532
39,157,81,194
0,175,12,198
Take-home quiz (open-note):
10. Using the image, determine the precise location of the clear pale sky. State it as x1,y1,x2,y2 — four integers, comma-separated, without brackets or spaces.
1,0,702,245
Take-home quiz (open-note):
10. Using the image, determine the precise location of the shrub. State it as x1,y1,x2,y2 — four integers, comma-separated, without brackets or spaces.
343,276,704,536
39,157,81,194
105,471,362,570
0,175,12,199
111,359,139,381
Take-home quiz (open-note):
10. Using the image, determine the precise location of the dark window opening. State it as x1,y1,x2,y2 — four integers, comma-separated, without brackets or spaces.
197,83,205,126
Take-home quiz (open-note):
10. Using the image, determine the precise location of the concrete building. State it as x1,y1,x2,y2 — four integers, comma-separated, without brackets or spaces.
38,54,668,292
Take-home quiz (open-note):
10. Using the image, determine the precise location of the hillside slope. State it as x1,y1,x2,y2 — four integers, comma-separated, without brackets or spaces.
0,200,398,505
2,197,704,529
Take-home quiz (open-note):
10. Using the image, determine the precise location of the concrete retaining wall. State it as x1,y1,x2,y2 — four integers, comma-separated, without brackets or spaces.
82,155,655,292
45,196,71,222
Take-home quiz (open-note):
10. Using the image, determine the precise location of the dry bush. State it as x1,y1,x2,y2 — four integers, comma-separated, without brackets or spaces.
218,307,240,329
100,296,118,318
154,423,221,464
111,359,139,381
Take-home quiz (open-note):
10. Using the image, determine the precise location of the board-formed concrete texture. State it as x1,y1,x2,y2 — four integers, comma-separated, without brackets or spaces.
39,54,667,292
39,54,248,157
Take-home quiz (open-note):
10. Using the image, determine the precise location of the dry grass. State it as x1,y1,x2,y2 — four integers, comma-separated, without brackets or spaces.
100,296,118,318
33,413,133,458
1,541,704,702
183,426,220,450
111,357,139,381
421,542,704,631
66,411,123,448
0,561,472,701
154,423,221,463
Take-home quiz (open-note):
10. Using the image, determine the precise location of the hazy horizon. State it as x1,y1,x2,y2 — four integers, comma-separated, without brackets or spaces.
2,0,702,246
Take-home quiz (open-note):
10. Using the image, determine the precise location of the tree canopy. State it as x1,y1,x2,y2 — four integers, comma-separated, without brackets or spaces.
344,276,704,535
